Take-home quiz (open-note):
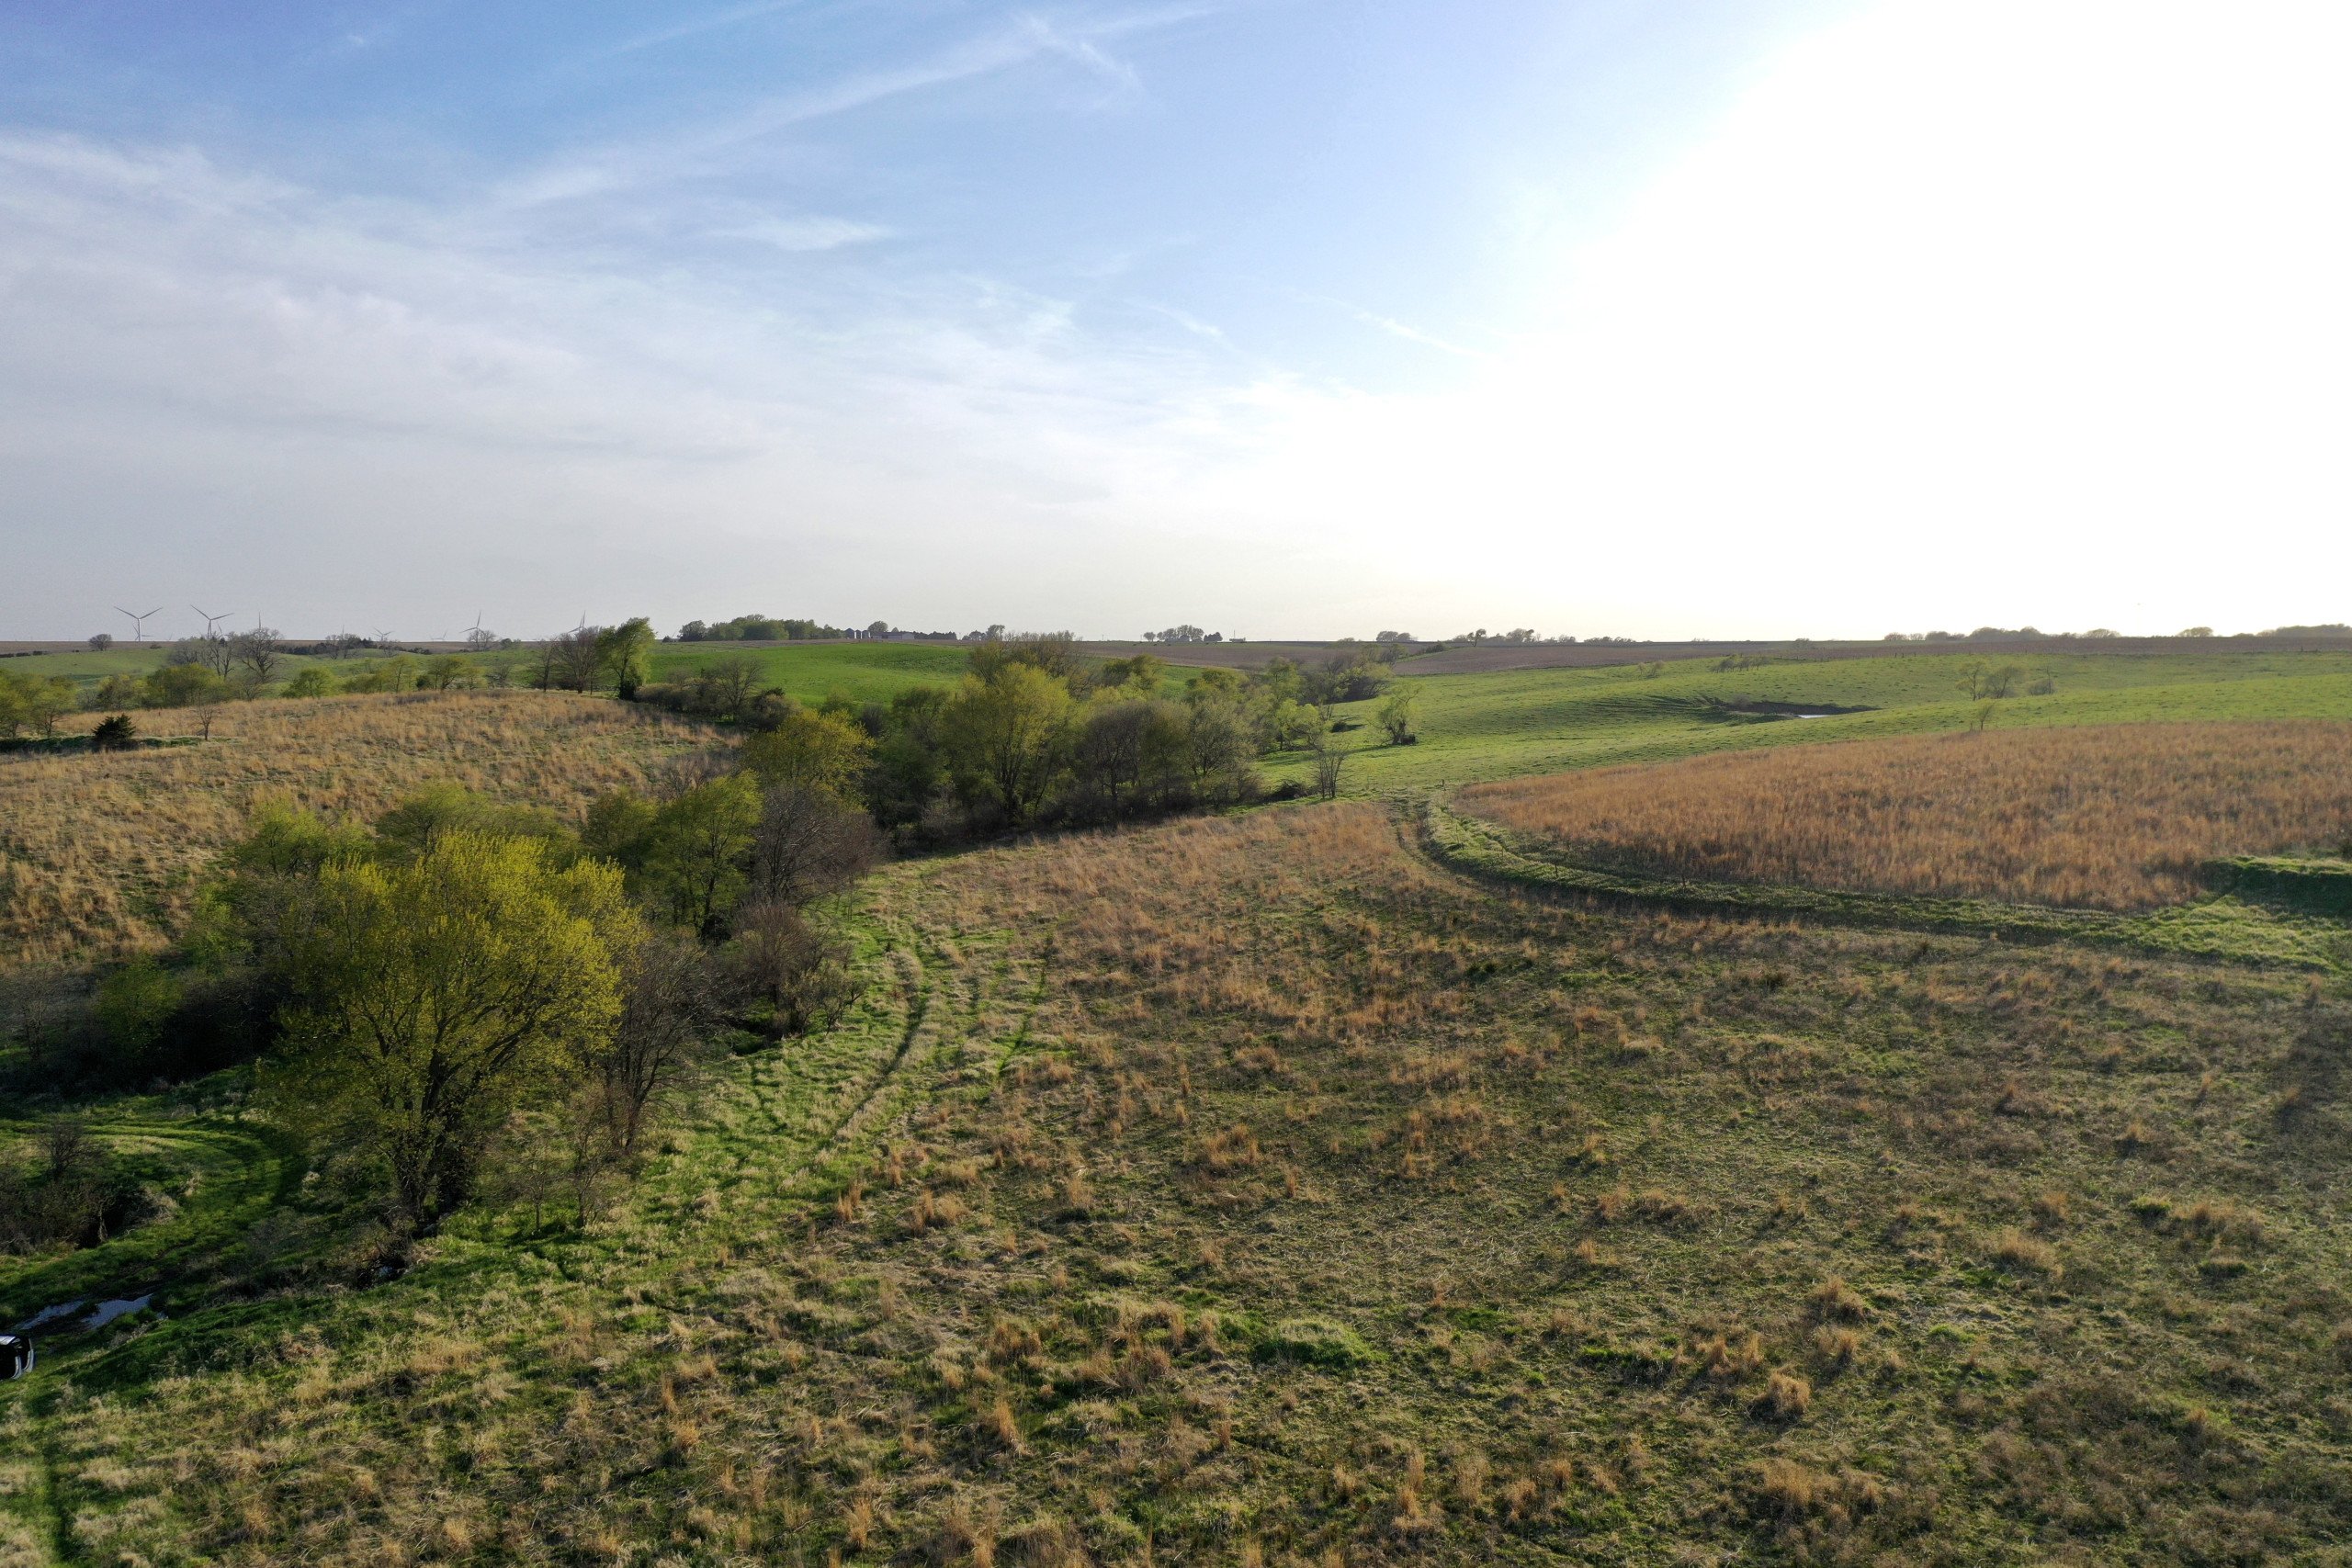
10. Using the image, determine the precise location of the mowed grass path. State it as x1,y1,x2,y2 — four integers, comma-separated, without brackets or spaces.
1274,650,2352,794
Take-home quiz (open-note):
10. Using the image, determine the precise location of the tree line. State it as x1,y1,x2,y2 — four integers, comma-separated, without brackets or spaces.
631,632,1412,837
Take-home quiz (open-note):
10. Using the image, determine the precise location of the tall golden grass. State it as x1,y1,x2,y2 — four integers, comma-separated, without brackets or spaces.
1458,721,2352,911
0,692,720,965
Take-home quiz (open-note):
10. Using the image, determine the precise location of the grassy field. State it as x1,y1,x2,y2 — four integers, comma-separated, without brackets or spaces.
6,651,2352,1566
9,804,2352,1564
0,693,720,966
1458,722,2352,911
1272,649,2352,795
644,640,974,704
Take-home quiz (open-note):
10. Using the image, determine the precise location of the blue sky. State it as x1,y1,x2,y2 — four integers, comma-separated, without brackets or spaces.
3,0,2346,641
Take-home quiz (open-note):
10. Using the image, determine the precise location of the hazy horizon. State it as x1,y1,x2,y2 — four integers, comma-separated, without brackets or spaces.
6,0,2347,641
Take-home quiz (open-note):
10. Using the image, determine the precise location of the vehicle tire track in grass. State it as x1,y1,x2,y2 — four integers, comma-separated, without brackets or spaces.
821,942,932,1153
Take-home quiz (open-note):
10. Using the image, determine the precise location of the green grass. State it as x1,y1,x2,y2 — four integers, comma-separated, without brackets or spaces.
1268,650,2352,794
12,806,2352,1563
10,648,2352,1563
645,639,975,704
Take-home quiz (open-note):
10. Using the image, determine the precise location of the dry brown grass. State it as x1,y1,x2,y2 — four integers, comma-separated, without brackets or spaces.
0,691,719,965
1459,721,2352,910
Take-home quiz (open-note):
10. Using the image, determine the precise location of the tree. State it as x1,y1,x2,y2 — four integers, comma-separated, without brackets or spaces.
1091,652,1166,695
643,773,763,936
167,634,238,681
741,709,874,801
231,627,283,690
87,632,113,652
0,672,74,738
594,617,656,699
752,784,881,908
581,789,661,871
89,672,141,710
1069,696,1183,817
1310,729,1349,801
942,665,1072,824
542,628,603,692
730,901,854,1036
967,631,1080,684
282,666,336,699
1377,687,1418,745
423,654,481,691
2180,626,2214,637
373,784,572,862
590,931,716,1157
686,656,763,721
266,833,632,1230
90,714,139,750
1181,697,1254,799
142,662,229,709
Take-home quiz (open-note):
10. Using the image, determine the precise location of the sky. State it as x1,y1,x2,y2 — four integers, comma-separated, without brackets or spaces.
2,0,2346,643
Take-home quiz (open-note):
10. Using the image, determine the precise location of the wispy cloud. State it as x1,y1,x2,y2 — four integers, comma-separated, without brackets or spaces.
582,0,807,62
726,213,891,252
1295,290,1491,359
503,4,1227,209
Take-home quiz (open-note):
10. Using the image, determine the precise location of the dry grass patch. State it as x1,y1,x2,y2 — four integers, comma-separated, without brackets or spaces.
0,691,718,964
1459,721,2352,909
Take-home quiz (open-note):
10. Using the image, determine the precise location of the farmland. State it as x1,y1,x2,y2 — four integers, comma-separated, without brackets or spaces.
5,649,2352,1567
1270,649,2352,795
0,693,718,965
10,802,2352,1564
1457,722,2352,910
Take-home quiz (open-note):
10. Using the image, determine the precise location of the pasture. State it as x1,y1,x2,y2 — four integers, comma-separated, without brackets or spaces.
1458,722,2352,910
644,639,973,704
1271,649,2352,795
9,803,2352,1564
5,649,2352,1566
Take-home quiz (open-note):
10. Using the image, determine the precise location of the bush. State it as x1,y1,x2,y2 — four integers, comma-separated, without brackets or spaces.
91,713,139,750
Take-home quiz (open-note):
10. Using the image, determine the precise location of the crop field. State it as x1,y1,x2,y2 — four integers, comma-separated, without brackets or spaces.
1273,649,2352,795
0,693,719,966
10,802,2352,1565
1457,722,2352,911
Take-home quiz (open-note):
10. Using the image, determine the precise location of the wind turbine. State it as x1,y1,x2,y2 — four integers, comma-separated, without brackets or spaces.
114,605,162,644
191,604,235,638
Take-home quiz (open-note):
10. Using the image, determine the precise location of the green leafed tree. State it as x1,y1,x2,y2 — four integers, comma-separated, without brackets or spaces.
942,664,1072,824
595,617,657,699
742,708,875,801
643,773,763,936
265,833,635,1229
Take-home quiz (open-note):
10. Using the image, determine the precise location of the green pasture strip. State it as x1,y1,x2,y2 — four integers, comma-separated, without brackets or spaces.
1265,651,2352,794
1422,798,2347,971
645,640,973,704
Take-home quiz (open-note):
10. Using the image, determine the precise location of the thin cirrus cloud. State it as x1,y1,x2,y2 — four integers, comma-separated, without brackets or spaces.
2,0,2346,640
